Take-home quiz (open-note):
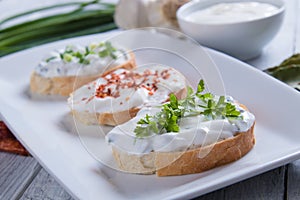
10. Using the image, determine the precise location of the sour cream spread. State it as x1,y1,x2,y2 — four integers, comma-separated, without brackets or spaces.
106,96,255,155
68,65,186,113
185,2,279,24
35,42,128,77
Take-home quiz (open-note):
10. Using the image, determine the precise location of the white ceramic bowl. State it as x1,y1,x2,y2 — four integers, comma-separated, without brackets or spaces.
177,0,285,60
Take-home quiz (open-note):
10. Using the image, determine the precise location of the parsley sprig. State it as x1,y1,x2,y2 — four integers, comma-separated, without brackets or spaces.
196,80,241,120
134,80,242,138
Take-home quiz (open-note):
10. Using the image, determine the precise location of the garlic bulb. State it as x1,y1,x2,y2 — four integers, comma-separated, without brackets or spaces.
114,0,190,30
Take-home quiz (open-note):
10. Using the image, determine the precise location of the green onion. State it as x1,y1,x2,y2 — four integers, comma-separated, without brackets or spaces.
0,22,117,57
0,0,116,57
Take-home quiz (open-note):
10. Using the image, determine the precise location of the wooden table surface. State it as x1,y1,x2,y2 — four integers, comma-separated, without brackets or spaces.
0,0,299,199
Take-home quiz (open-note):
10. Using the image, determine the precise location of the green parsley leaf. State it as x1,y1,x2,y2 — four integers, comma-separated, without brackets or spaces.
187,86,194,96
217,96,225,106
169,94,178,109
85,46,90,54
137,114,152,124
133,79,242,138
45,56,56,63
197,79,205,93
134,114,159,137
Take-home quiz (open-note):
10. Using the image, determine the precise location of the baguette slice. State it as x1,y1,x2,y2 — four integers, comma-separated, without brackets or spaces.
111,122,255,176
30,52,136,96
71,106,141,126
69,65,188,126
71,88,187,126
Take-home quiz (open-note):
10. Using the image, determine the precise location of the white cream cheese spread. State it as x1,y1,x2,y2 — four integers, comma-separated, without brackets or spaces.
68,65,187,113
35,42,128,77
106,87,255,155
185,2,279,24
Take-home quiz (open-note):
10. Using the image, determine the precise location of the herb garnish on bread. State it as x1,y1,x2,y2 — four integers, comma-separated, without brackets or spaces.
107,80,255,176
30,42,136,96
68,65,187,126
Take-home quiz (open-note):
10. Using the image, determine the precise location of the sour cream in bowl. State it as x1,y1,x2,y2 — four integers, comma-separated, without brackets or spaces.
177,0,285,60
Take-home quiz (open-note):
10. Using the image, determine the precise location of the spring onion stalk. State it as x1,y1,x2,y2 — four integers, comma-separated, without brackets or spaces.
0,1,100,26
0,0,116,57
0,23,117,57
0,16,114,46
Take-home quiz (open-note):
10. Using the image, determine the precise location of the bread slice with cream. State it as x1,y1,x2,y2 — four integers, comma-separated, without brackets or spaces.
30,42,136,96
68,65,188,126
106,80,256,176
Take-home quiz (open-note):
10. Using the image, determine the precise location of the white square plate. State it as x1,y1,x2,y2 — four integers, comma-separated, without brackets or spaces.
1,30,300,200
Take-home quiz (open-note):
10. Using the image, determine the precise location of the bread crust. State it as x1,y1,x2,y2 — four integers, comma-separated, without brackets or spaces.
155,123,255,176
111,122,255,176
112,147,156,174
71,107,141,126
30,52,136,96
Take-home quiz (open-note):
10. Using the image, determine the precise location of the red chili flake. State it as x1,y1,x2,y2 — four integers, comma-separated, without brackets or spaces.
160,69,168,76
114,91,120,98
144,69,151,76
93,67,175,99
127,81,134,88
86,96,94,103
161,69,170,80
163,74,170,79
152,83,158,91
107,88,111,95
141,85,150,91
152,77,160,84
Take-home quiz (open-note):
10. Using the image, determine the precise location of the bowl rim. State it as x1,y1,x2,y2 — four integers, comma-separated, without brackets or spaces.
177,0,285,26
